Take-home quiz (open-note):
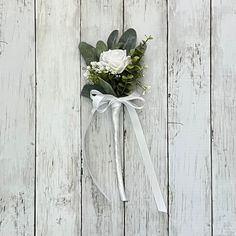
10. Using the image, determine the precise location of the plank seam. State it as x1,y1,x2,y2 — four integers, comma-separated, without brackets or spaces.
166,0,170,235
210,0,213,235
34,0,37,234
122,0,126,234
79,0,83,235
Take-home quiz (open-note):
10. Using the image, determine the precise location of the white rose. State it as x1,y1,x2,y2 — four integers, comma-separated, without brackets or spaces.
100,49,131,74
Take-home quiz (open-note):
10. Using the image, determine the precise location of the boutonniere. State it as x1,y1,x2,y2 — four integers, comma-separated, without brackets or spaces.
79,28,166,213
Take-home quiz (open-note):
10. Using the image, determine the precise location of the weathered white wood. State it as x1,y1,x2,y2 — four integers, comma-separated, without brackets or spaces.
2,0,236,234
0,0,35,235
212,1,236,235
36,0,81,235
124,1,168,235
80,1,124,235
168,0,211,235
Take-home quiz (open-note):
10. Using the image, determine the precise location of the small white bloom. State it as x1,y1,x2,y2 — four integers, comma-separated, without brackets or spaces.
100,49,131,74
90,61,96,67
83,71,89,78
142,85,151,95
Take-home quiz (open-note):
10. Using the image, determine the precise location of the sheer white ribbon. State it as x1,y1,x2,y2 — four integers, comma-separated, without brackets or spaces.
82,89,167,213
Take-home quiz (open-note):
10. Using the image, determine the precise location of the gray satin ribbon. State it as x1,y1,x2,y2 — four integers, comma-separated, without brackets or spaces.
82,89,167,213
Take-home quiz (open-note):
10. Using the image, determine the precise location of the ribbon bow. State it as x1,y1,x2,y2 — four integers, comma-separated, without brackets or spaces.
83,90,167,213
90,89,145,112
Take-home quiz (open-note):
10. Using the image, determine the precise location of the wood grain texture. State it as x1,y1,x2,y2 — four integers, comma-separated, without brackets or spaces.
168,0,211,235
36,0,81,235
80,1,124,235
212,1,236,235
0,0,35,235
2,0,236,235
123,0,168,235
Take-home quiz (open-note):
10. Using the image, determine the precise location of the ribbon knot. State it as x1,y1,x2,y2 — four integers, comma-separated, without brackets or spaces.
90,89,145,113
83,89,167,213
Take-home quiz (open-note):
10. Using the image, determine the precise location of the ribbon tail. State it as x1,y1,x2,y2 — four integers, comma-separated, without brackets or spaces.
126,105,167,213
82,109,111,202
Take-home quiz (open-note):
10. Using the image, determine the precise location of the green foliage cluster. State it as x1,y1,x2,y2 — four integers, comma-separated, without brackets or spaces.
79,28,152,98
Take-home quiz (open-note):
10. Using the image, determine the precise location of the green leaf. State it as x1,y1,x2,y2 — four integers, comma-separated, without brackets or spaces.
132,56,140,63
107,30,119,49
96,40,108,57
81,84,105,98
126,64,134,69
97,77,117,96
118,28,137,54
130,48,135,55
127,74,134,79
121,75,128,80
79,42,98,65
113,42,124,49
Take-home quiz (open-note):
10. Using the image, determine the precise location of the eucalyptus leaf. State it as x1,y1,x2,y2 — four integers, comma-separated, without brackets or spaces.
79,42,98,65
107,30,119,49
118,28,137,54
113,42,124,49
96,40,108,58
81,84,105,98
97,77,117,96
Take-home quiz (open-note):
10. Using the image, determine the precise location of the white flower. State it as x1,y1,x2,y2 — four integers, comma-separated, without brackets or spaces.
100,49,131,74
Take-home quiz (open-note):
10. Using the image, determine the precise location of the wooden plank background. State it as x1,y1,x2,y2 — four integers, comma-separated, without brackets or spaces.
0,0,236,235
168,1,211,235
0,0,35,235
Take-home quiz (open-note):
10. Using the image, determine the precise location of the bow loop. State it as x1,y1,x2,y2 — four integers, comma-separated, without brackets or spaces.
90,90,115,113
118,94,145,110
